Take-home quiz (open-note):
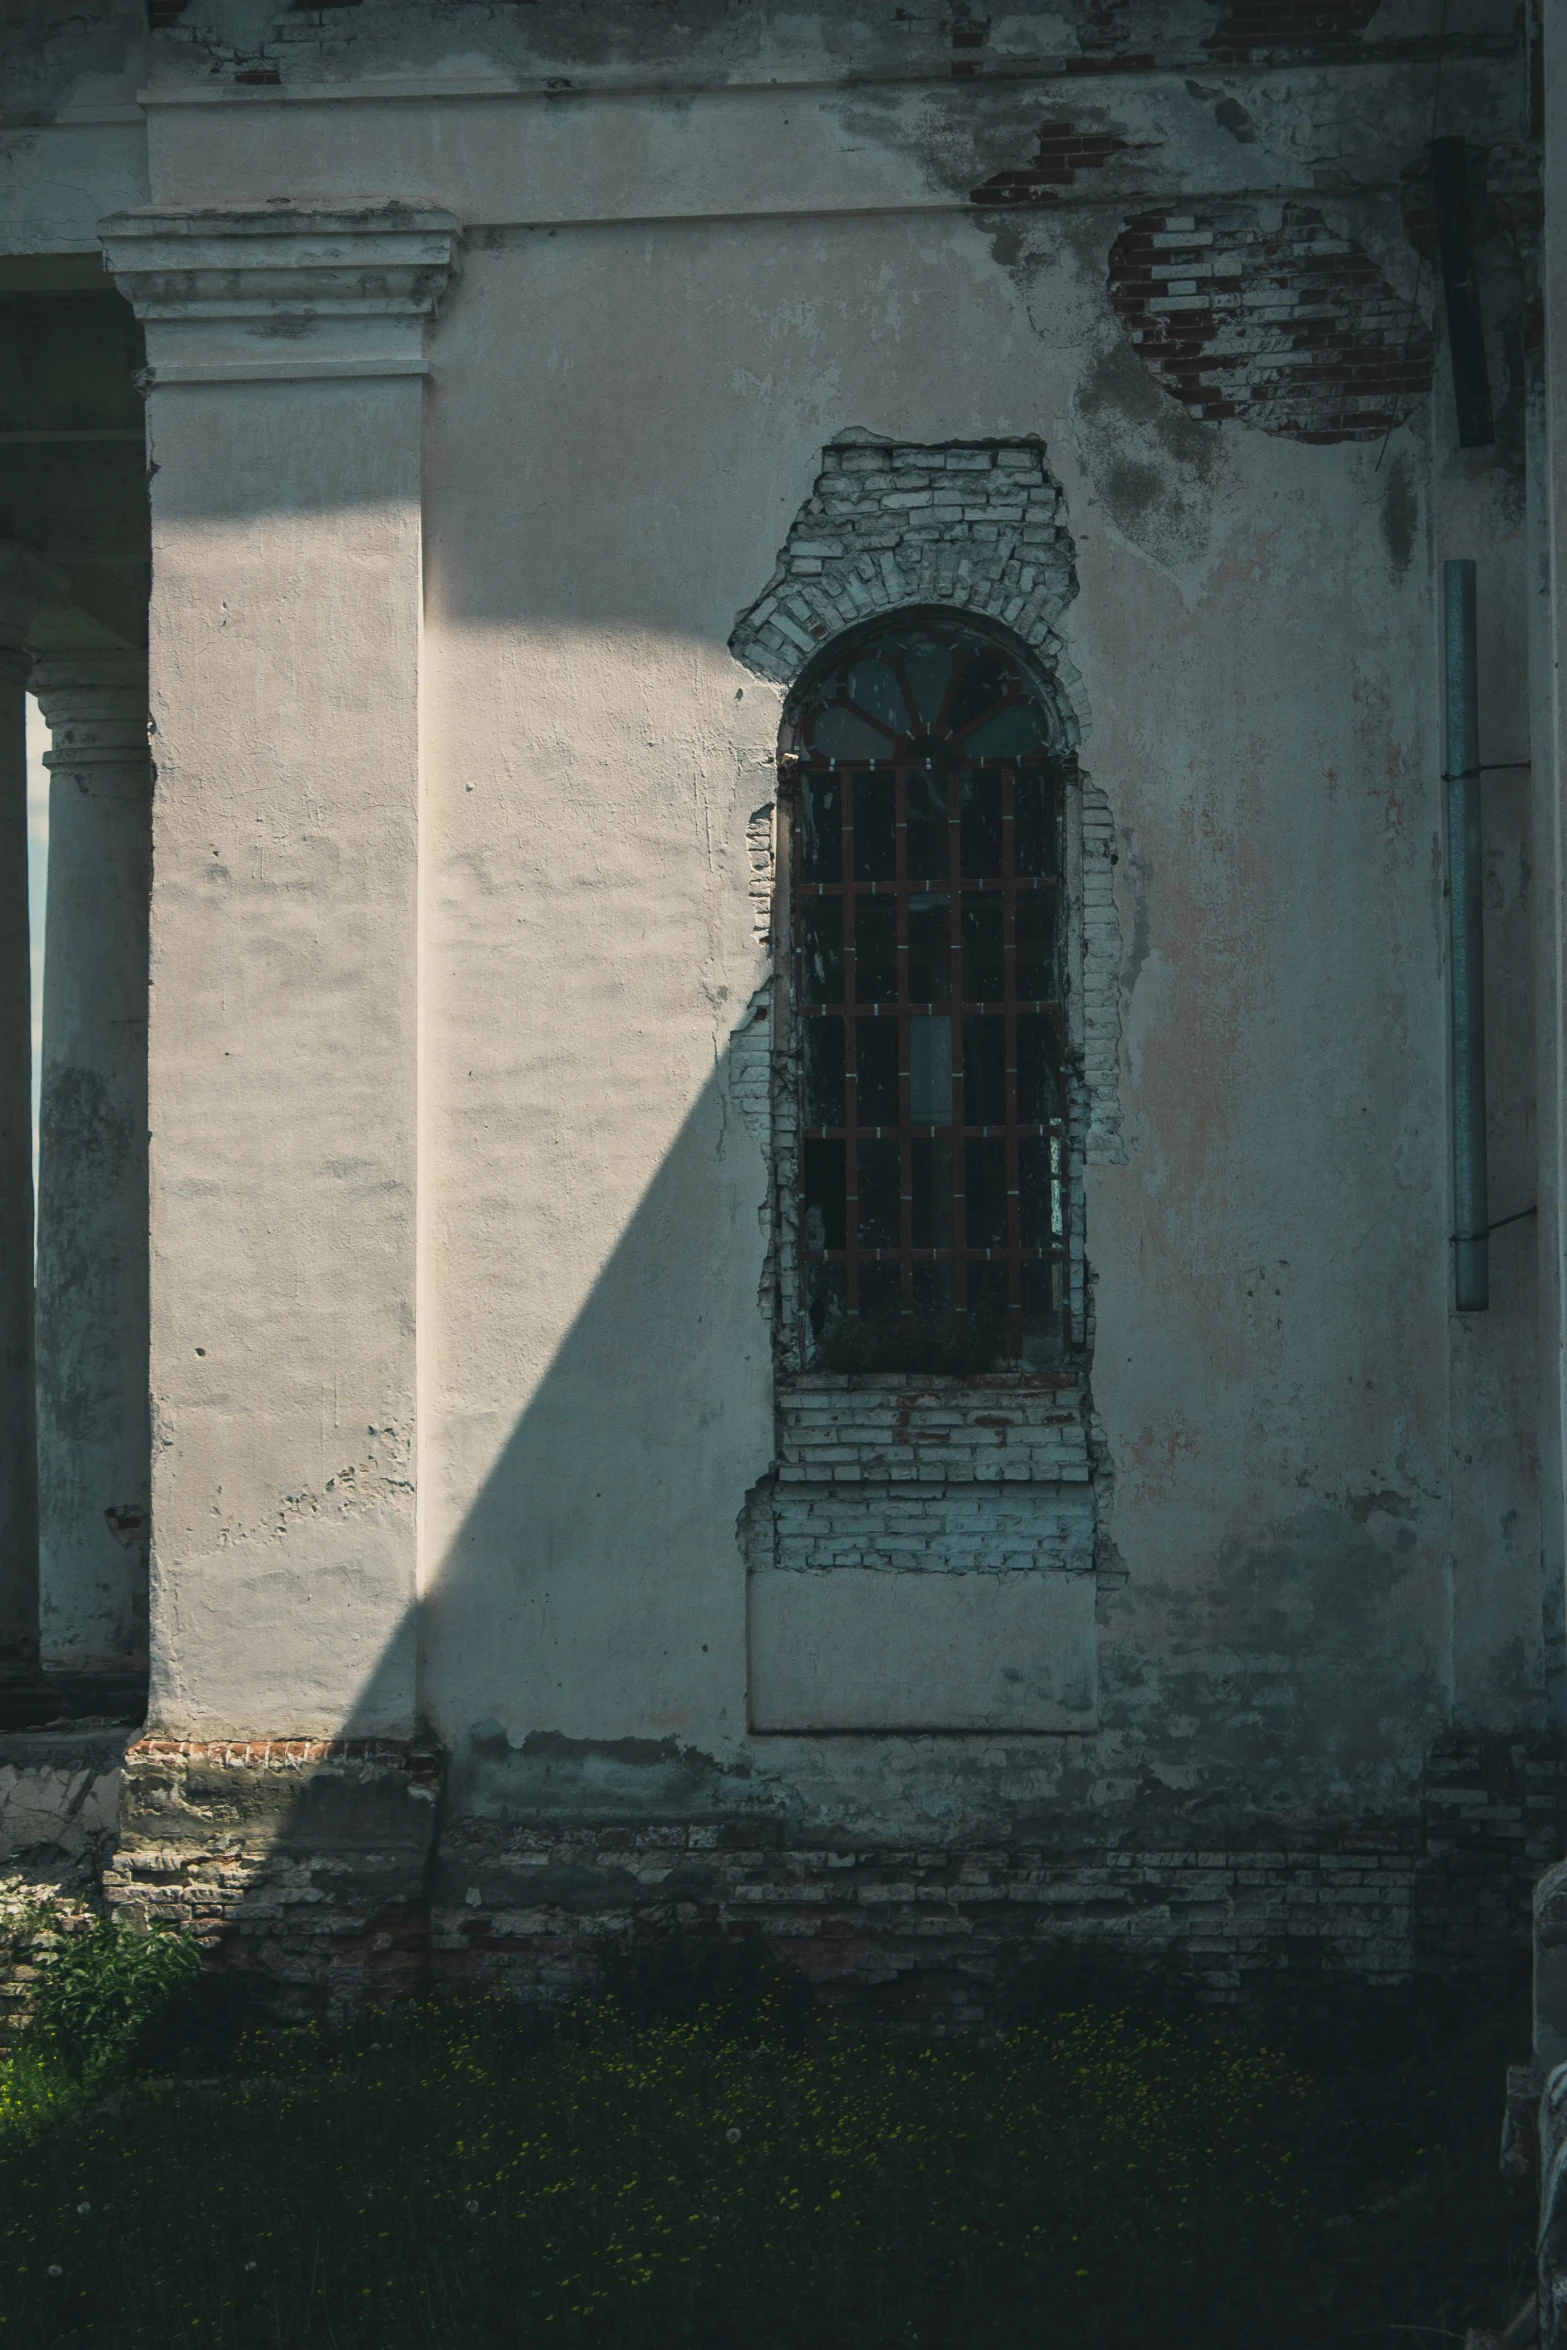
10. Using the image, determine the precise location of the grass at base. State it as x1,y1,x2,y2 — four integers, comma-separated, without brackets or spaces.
0,1986,1536,2349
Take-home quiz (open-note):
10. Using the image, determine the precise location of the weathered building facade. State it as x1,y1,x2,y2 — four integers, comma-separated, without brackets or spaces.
2,0,1566,2027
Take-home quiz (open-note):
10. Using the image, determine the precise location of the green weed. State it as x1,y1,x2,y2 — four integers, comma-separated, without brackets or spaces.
29,1918,201,2086
0,1961,1535,2350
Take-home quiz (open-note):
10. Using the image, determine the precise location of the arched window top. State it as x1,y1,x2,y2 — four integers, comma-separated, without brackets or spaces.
787,610,1068,772
783,610,1072,1377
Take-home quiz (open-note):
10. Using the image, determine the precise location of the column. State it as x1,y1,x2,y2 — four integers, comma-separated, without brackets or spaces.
98,204,456,1737
29,653,152,1675
0,546,66,1679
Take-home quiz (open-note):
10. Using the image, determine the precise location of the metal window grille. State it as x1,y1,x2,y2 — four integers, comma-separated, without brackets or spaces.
787,618,1069,1371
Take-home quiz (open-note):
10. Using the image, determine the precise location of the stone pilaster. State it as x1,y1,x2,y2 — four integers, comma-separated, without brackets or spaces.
98,204,457,1736
29,653,152,1675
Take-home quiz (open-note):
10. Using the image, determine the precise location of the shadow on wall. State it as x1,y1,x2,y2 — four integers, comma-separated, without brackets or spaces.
116,1029,792,2006
420,1038,772,1789
110,994,1540,2022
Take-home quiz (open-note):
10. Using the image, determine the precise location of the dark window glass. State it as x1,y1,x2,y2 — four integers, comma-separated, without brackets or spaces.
851,773,896,883
906,767,949,880
906,896,950,1003
967,701,1049,758
947,648,1013,736
912,1260,954,1321
803,1017,845,1127
960,771,1003,879
903,643,953,728
1015,771,1057,878
847,659,910,737
857,1138,902,1250
1018,1135,1052,1249
792,614,1068,1368
856,1018,899,1126
800,902,842,1005
1015,898,1055,1000
859,1262,902,1320
808,1260,847,1339
854,897,898,1002
1020,1261,1063,1365
968,1261,1009,1321
909,1015,953,1124
962,1015,1006,1126
910,1135,953,1250
961,899,1004,1002
803,1138,846,1253
965,1138,1009,1250
799,774,842,884
812,707,889,761
1017,1015,1057,1123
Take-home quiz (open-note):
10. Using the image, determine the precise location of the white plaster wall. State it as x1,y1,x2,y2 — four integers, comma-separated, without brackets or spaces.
3,8,1543,1831
408,198,1534,1825
0,122,147,259
418,214,1105,1769
143,384,425,1736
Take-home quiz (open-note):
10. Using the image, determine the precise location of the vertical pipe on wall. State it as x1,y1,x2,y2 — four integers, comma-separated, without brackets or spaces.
1446,558,1489,1311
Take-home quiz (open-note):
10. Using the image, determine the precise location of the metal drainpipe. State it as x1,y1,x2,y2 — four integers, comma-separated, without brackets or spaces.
1445,557,1489,1311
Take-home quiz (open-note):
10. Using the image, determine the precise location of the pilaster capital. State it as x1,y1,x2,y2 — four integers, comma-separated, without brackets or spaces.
0,543,72,664
31,653,151,777
98,203,460,386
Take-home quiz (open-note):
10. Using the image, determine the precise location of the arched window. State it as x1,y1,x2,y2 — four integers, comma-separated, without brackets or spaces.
783,611,1070,1374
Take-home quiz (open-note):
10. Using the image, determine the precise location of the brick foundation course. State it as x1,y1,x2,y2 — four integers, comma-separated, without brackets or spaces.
83,1730,1567,2027
104,1736,442,2006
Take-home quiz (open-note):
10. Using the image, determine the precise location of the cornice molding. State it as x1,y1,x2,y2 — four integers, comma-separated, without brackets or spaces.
98,203,459,326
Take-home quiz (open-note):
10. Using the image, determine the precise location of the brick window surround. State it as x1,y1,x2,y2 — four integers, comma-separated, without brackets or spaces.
730,437,1117,1734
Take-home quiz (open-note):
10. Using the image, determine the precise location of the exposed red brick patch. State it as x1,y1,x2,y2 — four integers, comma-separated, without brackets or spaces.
969,120,1134,204
1108,204,1433,444
128,1735,437,1779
